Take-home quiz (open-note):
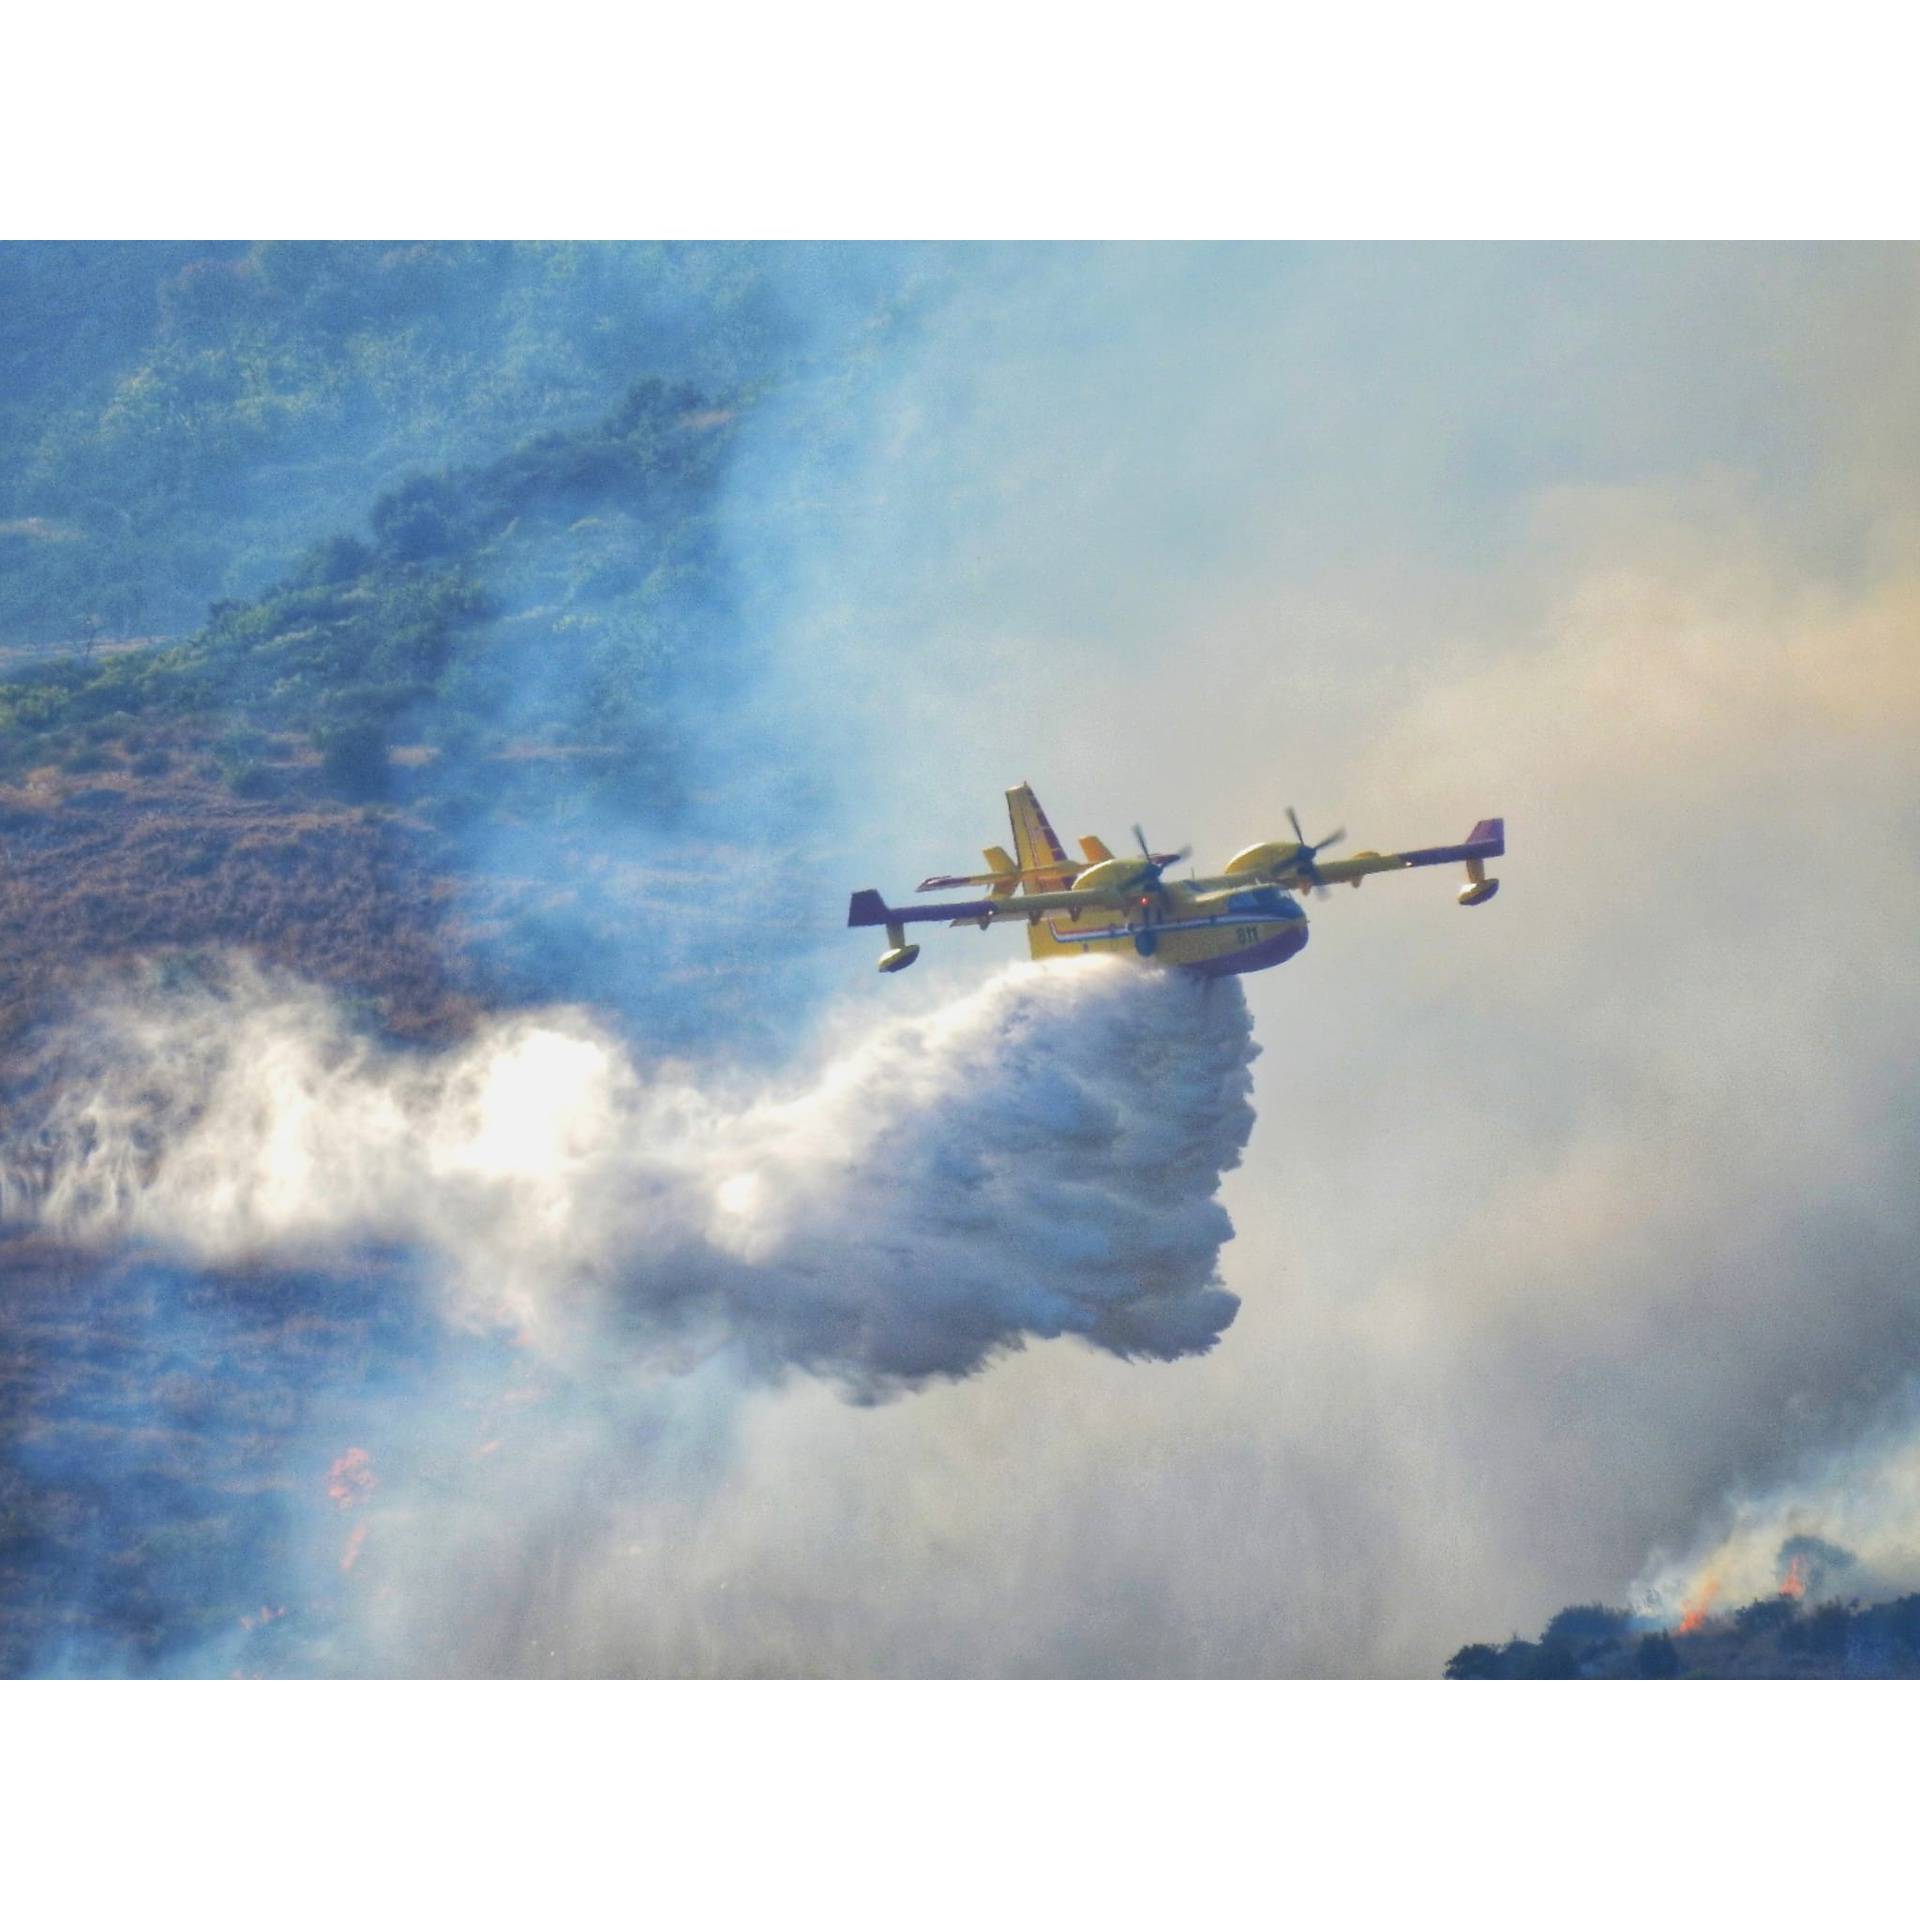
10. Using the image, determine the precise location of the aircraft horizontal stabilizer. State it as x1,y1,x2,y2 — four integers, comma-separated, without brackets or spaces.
849,889,990,930
916,856,1078,893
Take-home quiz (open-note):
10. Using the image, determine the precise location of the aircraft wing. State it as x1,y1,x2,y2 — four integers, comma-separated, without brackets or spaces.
851,817,1506,951
1310,850,1428,885
1315,818,1505,888
848,883,1133,932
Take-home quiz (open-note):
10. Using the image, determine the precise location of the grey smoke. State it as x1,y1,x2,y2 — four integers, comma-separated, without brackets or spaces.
702,243,1920,1672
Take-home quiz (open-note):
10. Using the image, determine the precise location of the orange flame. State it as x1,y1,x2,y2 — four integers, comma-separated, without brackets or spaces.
1676,1575,1720,1634
326,1447,376,1508
1779,1555,1808,1600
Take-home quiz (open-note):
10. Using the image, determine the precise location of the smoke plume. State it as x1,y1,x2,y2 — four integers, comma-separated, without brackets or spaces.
1641,1389,1920,1627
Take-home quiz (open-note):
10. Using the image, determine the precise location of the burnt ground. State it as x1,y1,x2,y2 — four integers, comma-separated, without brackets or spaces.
0,1237,451,1676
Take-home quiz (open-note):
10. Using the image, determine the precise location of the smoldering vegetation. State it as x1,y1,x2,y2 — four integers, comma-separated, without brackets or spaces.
0,1243,442,1677
1447,1583,1920,1680
1618,1391,1920,1663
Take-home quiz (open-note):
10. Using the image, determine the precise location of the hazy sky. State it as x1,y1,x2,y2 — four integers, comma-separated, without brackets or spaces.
681,243,1920,1672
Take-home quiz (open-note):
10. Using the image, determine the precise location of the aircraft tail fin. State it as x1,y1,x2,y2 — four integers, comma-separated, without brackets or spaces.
1006,784,1076,896
1078,834,1115,863
982,846,1020,898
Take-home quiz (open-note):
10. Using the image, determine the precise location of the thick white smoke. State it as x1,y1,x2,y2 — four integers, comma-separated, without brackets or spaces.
2,954,1256,1397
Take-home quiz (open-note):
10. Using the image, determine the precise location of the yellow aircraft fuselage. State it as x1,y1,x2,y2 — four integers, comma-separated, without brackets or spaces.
1017,876,1310,976
1001,782,1306,977
848,784,1505,976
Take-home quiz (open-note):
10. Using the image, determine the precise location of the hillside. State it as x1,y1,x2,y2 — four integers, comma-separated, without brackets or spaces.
0,241,792,648
0,242,928,1057
0,244,872,1674
0,368,826,1059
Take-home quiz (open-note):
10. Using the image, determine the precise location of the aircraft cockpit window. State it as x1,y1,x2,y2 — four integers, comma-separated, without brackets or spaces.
1230,887,1289,916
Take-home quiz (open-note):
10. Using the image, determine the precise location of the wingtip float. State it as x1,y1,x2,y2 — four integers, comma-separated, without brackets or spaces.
849,784,1506,976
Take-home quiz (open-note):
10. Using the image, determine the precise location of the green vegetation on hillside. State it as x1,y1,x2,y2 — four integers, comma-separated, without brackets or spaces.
0,242,890,1046
0,376,741,821
0,241,791,645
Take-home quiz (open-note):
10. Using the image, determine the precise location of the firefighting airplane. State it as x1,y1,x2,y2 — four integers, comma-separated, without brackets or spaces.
848,783,1504,976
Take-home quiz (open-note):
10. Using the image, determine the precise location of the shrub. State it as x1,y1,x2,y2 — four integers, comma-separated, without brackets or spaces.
1543,1605,1630,1646
1731,1596,1797,1639
1522,1638,1578,1679
1805,1601,1853,1660
315,720,391,800
1444,1643,1506,1680
225,763,279,799
1634,1632,1680,1678
296,534,373,586
370,475,467,562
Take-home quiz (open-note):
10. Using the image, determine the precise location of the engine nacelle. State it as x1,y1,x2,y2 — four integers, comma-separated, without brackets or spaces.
1222,840,1302,878
1073,857,1151,893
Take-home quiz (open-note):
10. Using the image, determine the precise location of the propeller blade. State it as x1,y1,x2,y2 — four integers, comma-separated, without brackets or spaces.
1286,806,1305,846
1313,827,1346,854
1132,823,1151,861
1153,844,1192,867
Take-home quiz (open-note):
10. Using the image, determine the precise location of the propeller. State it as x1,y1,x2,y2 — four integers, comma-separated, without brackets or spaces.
1284,807,1346,894
1128,823,1192,919
1130,823,1191,884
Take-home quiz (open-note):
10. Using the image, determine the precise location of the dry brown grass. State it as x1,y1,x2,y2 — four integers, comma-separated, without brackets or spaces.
0,732,490,1055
